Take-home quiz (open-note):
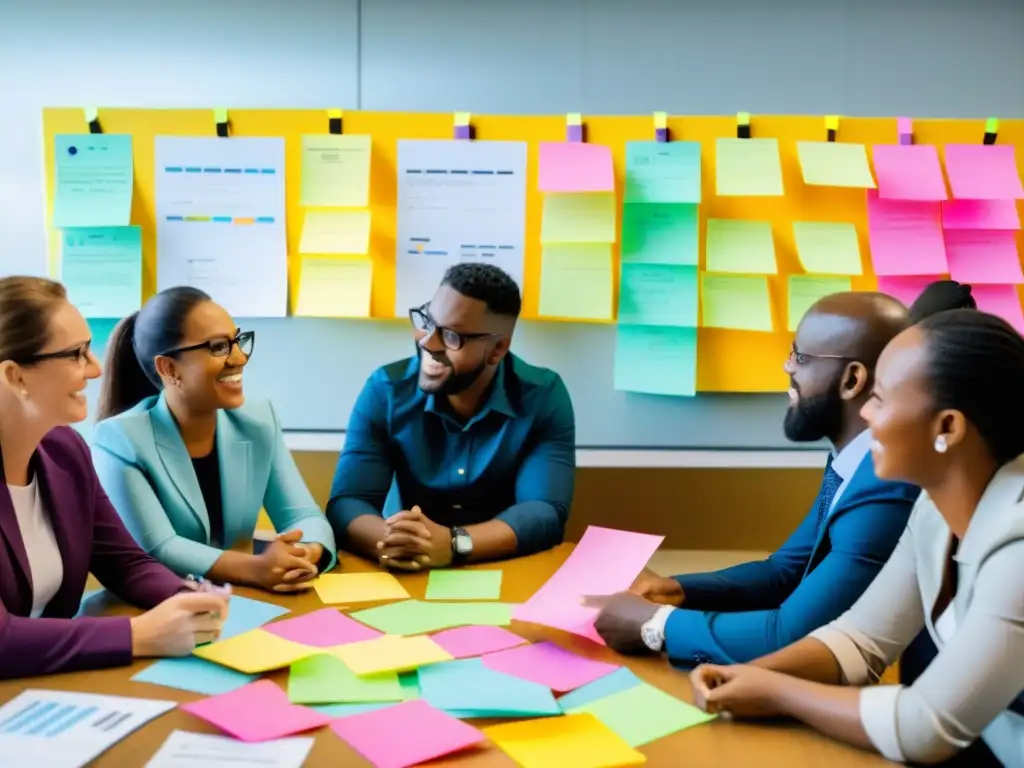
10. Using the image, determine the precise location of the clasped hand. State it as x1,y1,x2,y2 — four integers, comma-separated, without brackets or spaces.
376,506,451,571
255,529,322,592
690,664,785,719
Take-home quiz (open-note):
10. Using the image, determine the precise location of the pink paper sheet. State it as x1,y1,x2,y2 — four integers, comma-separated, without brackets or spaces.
330,699,484,768
538,142,614,193
971,284,1024,335
431,625,528,659
866,191,948,276
944,145,1024,201
872,144,948,201
512,526,664,644
942,199,1021,231
265,608,381,647
181,679,330,742
482,641,619,693
876,276,942,307
944,230,1023,284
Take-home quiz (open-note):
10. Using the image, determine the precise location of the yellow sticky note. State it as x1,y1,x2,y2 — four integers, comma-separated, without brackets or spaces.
566,112,583,126
193,629,314,674
296,256,372,318
788,275,852,332
84,107,99,123
796,141,876,189
484,713,647,768
792,221,863,275
299,210,371,255
705,219,777,274
701,274,774,332
540,192,616,244
653,111,667,130
736,111,751,126
213,108,228,124
825,115,840,131
454,111,471,127
330,634,452,676
313,572,410,604
300,134,372,208
327,108,343,119
539,243,613,321
716,138,783,197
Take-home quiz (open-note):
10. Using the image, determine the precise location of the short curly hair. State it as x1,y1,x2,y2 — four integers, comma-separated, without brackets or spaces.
441,263,521,318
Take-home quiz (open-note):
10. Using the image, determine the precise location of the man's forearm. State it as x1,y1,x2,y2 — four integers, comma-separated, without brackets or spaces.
464,519,518,563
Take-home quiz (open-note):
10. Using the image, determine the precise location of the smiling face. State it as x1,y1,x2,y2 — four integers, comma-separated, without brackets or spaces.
782,323,851,443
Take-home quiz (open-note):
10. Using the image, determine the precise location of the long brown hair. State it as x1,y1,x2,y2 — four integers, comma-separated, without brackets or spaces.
0,277,67,363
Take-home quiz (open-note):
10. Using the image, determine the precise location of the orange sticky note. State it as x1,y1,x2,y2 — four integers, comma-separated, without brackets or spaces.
313,572,410,604
193,629,315,674
484,713,646,768
330,634,452,676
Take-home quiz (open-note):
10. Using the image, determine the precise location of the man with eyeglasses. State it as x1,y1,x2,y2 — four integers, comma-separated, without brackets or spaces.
327,263,575,570
583,292,921,668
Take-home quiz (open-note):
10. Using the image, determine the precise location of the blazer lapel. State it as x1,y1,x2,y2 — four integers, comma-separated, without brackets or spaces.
0,479,31,608
33,446,82,616
216,411,250,549
152,395,210,540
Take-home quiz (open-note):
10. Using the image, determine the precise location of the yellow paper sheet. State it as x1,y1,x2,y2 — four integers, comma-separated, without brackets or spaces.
313,572,410,604
192,629,314,674
538,243,613,320
796,141,876,189
792,221,863,275
705,219,777,274
295,256,372,318
329,634,452,676
715,138,784,197
299,210,371,254
483,713,647,768
300,134,372,207
787,275,852,331
701,274,774,332
540,193,616,243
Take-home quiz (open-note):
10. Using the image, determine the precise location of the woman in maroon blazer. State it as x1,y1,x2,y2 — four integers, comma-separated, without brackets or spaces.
0,277,229,679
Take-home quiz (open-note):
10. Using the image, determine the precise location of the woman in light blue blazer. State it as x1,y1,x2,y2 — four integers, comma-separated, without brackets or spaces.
92,287,336,592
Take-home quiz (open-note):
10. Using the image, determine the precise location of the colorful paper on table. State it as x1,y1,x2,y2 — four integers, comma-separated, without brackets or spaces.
181,679,331,743
540,193,616,243
875,276,937,307
483,713,646,768
787,276,853,332
715,138,784,197
871,144,947,201
614,326,697,397
418,658,561,716
795,141,875,188
564,682,716,747
295,256,372,318
944,230,1023,284
132,656,256,696
539,243,613,320
312,702,396,718
400,671,420,699
621,203,699,265
701,274,774,332
942,199,1021,230
351,599,514,635
145,730,315,768
313,572,410,604
299,210,371,254
481,641,619,692
220,595,291,640
618,264,698,327
425,569,503,601
623,141,701,203
866,191,948,276
331,699,484,768
513,526,664,645
192,629,314,674
970,284,1024,335
288,653,403,705
52,134,134,227
266,608,381,647
430,625,528,659
329,634,452,676
556,667,642,711
943,144,1024,200
537,142,614,193
792,221,863,275
299,134,371,207
59,226,142,318
705,219,777,274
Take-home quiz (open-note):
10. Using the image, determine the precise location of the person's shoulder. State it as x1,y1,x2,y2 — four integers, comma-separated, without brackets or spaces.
40,425,90,463
365,357,420,402
504,354,569,402
846,451,920,503
91,396,161,456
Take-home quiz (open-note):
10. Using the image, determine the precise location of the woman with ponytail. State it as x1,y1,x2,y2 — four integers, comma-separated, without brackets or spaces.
92,287,336,592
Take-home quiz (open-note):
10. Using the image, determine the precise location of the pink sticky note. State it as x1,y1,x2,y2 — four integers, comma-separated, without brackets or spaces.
942,199,1021,231
330,699,484,768
513,526,664,644
872,144,948,201
945,230,1023,284
866,191,948,276
265,608,381,648
482,641,619,693
944,145,1024,201
182,679,330,742
971,284,1024,335
431,625,528,659
876,276,943,307
538,142,614,193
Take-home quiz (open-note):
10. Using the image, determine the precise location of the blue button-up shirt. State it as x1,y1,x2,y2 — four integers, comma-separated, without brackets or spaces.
327,353,576,556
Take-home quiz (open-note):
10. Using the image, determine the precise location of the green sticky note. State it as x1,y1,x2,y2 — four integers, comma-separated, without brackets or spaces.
350,600,514,635
213,107,229,123
539,244,613,320
426,570,503,601
619,264,698,327
985,117,999,133
701,274,774,332
300,134,372,207
399,671,420,700
565,683,716,747
624,141,701,203
613,326,697,397
540,192,616,243
621,203,698,266
288,654,403,705
715,137,784,197
792,221,863,275
788,275,852,331
705,219,777,274
53,134,134,227
796,141,876,189
60,226,142,318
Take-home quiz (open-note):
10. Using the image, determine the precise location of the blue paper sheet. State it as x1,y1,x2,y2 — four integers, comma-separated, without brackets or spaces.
418,658,560,716
132,656,255,695
312,702,397,718
52,134,134,227
220,595,290,639
557,667,643,711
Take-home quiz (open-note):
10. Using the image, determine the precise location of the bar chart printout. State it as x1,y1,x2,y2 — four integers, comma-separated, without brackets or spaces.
0,689,175,768
394,140,528,315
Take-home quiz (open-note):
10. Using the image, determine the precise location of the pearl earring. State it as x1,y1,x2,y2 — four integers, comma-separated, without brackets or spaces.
20,387,28,400
934,435,948,454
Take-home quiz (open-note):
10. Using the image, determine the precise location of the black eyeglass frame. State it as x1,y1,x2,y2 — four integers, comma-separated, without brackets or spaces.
408,305,500,351
161,330,256,359
11,341,93,366
789,345,857,366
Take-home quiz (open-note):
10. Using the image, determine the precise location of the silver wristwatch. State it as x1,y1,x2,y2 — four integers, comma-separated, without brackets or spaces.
450,526,472,564
641,605,675,651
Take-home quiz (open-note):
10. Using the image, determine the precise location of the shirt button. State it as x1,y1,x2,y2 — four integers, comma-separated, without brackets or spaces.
457,468,465,475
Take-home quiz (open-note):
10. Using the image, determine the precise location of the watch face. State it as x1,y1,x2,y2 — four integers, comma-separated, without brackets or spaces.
641,625,663,651
454,532,473,554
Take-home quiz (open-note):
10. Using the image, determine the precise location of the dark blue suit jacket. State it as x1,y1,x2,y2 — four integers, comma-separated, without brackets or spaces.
666,455,919,666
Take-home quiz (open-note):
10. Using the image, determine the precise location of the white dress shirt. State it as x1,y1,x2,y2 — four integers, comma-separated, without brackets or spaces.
9,479,63,617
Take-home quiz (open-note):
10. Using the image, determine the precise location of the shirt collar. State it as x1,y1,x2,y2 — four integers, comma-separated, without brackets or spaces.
423,357,519,424
830,429,873,482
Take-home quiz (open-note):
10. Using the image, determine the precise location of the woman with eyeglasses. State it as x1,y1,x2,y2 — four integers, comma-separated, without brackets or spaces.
0,277,230,679
92,286,336,593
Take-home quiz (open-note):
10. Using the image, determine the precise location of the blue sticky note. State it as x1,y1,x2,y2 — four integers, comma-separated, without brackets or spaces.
53,134,134,227
132,656,255,695
624,141,702,203
613,326,697,398
312,703,398,718
418,658,560,716
557,667,642,711
621,204,699,266
619,264,698,328
220,595,290,640
60,226,142,318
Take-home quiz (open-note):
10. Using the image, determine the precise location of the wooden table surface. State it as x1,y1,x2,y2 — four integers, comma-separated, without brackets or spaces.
0,545,893,767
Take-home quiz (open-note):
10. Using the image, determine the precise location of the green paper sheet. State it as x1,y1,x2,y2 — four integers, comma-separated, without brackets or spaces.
60,226,142,318
796,141,876,189
715,138,784,197
539,244,613,320
540,193,616,243
792,221,863,275
624,141,701,204
705,219,777,274
350,600,514,636
618,264,698,327
53,134,134,228
701,274,774,332
621,204,699,266
425,570,503,601
787,275,852,331
613,326,697,397
288,653,403,705
299,134,372,207
399,671,420,700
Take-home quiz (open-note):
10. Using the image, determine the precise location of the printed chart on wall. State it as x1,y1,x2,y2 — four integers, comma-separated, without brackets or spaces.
394,140,528,315
154,137,288,317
